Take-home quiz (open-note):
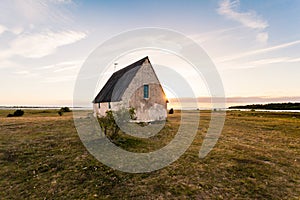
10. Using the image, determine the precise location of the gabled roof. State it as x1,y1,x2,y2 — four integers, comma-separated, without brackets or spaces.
93,56,149,103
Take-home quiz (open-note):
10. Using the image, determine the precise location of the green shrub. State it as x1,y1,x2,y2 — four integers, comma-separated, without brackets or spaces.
98,110,119,140
129,107,136,120
7,109,24,117
60,107,71,112
58,111,63,116
57,107,71,116
14,109,24,116
97,107,136,140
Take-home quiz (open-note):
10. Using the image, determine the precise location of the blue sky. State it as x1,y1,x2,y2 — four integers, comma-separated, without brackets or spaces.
0,0,299,106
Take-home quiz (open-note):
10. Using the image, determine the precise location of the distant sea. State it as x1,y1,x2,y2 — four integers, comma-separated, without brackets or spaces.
1,106,299,113
0,106,92,110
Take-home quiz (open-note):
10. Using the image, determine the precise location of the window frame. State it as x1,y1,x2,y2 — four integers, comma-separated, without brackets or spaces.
143,84,149,99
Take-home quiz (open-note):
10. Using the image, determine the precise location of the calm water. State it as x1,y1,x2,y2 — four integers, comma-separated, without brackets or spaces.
0,107,92,110
1,106,299,113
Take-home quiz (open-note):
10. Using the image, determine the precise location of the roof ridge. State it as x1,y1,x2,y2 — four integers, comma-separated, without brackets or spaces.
113,56,148,74
93,56,149,103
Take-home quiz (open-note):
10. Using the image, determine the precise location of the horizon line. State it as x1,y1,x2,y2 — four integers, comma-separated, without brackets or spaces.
0,96,299,108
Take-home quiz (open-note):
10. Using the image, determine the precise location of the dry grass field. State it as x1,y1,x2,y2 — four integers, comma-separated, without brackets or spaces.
0,109,299,199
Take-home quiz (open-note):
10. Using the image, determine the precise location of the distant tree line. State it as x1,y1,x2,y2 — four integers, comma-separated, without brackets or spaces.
229,102,300,110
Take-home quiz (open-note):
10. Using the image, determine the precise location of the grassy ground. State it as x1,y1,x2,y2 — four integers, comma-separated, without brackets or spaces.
0,109,299,199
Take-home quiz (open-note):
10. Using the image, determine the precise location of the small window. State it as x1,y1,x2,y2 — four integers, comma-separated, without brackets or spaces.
108,102,111,109
98,103,100,108
144,85,149,98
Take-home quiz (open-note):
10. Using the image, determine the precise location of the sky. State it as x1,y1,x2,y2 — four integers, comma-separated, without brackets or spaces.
0,0,299,107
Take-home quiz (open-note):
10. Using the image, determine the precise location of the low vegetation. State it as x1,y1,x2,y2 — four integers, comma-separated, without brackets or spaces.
97,107,136,140
229,102,300,110
7,109,24,117
0,109,299,199
59,107,71,112
58,107,71,116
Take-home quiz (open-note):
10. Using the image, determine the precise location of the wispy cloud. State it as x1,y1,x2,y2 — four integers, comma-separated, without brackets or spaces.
249,57,300,65
288,57,300,62
217,0,268,29
13,70,31,75
0,60,20,69
217,0,268,43
49,0,73,4
39,60,83,71
231,56,300,69
3,0,74,26
36,59,83,83
43,75,77,83
0,23,23,36
0,24,7,35
0,30,87,58
12,70,38,77
53,66,78,73
256,32,268,43
217,39,300,63
188,26,241,43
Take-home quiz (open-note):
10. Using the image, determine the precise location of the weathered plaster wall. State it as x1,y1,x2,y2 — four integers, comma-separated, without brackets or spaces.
129,83,167,121
122,61,168,121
